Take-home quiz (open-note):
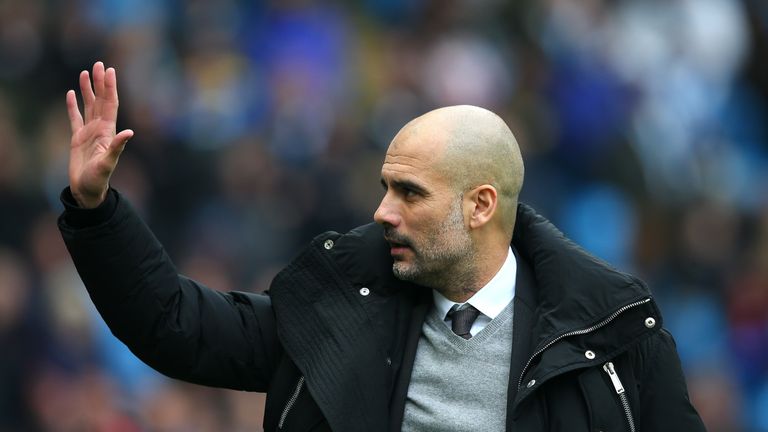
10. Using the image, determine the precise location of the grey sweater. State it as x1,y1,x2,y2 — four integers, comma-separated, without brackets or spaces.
402,301,515,431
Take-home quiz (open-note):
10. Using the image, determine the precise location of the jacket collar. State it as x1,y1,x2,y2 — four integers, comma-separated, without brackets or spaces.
512,203,653,350
509,203,660,412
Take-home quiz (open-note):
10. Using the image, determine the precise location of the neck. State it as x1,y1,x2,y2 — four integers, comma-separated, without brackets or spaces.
436,246,509,303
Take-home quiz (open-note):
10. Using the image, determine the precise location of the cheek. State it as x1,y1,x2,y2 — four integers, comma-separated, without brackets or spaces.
412,214,446,243
402,197,451,233
404,207,436,229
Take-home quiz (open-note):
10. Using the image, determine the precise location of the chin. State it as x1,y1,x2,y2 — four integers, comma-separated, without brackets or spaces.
392,262,416,281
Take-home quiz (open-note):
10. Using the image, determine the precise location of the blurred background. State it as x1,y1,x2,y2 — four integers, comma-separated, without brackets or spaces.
0,0,767,430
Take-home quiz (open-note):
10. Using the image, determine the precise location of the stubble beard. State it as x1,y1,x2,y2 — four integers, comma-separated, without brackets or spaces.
391,198,477,293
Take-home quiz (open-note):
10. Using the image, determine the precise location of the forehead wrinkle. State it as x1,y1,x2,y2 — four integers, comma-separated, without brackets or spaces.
382,156,446,181
382,160,422,171
385,154,423,162
383,158,426,169
385,146,440,162
384,146,449,175
382,152,438,176
381,163,430,190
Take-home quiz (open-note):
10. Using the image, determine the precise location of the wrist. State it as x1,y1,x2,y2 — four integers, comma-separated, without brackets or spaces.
72,188,107,209
60,187,118,228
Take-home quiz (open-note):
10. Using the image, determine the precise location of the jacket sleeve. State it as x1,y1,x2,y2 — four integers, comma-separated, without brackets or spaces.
637,329,707,432
58,188,281,391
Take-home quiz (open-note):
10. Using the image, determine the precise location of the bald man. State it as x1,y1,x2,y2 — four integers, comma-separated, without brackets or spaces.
375,105,522,301
59,63,705,431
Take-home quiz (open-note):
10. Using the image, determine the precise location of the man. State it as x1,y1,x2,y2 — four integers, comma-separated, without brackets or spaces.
59,62,706,431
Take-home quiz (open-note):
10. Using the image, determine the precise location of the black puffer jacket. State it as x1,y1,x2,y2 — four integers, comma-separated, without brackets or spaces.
58,188,705,431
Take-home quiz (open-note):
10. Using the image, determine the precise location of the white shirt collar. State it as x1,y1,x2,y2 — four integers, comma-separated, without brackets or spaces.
433,246,517,320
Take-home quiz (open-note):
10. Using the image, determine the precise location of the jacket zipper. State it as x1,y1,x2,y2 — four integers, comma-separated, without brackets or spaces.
603,362,636,432
278,376,305,430
517,297,651,390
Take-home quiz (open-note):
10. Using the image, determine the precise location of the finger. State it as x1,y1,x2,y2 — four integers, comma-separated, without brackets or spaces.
79,70,95,122
92,61,105,118
102,67,120,123
66,90,84,133
110,129,134,156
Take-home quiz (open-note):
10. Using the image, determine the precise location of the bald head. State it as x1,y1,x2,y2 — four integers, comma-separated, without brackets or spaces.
393,105,524,236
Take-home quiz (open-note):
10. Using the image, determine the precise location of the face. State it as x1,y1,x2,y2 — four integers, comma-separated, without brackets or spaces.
373,134,475,288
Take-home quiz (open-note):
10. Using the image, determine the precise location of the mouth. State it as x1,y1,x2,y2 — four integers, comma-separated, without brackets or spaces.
388,244,410,257
384,234,412,256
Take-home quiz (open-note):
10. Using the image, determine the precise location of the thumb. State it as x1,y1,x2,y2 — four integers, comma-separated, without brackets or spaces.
110,129,134,156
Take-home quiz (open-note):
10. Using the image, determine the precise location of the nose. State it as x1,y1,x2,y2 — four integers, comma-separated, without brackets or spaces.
374,194,401,227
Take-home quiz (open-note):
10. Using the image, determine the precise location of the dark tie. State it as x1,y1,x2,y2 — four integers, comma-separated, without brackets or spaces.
447,305,481,339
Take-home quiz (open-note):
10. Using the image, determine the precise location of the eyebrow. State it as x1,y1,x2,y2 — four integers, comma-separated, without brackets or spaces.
381,178,429,196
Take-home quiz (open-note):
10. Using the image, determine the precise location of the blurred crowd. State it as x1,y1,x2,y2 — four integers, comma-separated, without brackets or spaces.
1,0,767,430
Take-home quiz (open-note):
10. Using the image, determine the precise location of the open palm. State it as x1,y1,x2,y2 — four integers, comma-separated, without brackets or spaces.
66,61,134,208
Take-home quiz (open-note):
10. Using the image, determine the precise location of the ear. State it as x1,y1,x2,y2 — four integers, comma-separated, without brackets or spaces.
466,184,498,229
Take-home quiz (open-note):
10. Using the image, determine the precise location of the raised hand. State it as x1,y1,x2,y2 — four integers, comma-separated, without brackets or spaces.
66,61,134,208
